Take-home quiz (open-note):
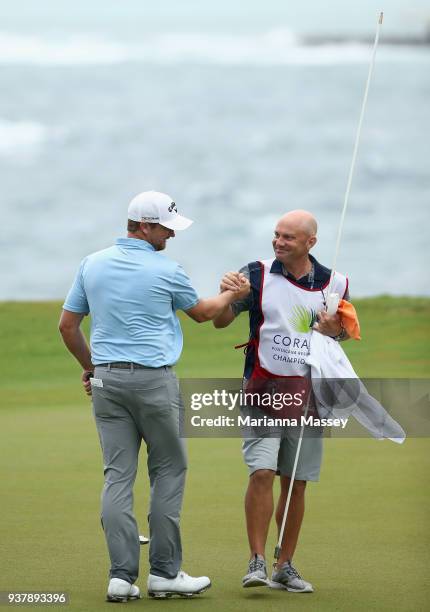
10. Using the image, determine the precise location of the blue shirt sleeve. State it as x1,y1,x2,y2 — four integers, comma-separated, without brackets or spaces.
171,265,199,312
63,259,90,314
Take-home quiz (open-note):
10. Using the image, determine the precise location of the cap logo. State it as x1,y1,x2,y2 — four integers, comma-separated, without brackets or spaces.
168,202,178,214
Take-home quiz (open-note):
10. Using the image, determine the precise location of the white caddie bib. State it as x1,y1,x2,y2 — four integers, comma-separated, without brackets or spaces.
257,258,347,377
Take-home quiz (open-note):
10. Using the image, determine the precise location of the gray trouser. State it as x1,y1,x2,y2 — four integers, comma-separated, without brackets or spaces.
91,365,187,583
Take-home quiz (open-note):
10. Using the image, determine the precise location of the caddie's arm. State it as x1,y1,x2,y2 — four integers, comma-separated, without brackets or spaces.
314,287,352,341
185,278,250,323
312,310,347,339
59,310,94,394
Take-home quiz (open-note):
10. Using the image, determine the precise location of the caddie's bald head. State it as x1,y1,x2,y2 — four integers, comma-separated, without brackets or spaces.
278,210,318,237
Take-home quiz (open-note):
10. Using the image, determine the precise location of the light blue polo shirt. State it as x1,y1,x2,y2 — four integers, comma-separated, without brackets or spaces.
63,238,199,367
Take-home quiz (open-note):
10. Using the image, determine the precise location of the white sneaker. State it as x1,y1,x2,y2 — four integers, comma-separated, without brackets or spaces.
107,578,141,603
139,535,149,545
147,570,211,598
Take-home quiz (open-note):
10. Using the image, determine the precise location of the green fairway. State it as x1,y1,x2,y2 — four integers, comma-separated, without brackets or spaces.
0,298,429,611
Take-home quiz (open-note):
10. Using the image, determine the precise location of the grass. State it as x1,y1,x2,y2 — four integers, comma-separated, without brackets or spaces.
0,298,429,611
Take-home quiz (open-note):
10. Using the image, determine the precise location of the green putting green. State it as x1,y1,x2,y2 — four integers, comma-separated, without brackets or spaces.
0,298,429,611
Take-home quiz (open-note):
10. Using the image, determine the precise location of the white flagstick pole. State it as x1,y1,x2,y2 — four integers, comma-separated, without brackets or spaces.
326,11,384,315
274,393,311,561
274,13,384,563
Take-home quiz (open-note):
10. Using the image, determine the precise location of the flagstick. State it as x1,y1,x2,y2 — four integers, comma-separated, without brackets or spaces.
327,11,383,307
273,393,311,561
274,12,384,563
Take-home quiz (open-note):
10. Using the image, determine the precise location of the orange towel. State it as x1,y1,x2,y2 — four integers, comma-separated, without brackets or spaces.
338,299,361,340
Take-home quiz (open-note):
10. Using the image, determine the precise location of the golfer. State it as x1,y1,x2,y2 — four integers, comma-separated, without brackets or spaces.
59,191,249,602
214,210,350,593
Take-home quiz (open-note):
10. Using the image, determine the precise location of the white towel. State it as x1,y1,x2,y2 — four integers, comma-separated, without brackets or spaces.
306,331,406,444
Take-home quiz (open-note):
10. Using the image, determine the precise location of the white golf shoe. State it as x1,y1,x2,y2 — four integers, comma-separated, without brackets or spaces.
106,578,141,603
147,570,211,598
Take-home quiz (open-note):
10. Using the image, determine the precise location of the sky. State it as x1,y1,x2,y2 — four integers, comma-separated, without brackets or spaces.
0,0,429,36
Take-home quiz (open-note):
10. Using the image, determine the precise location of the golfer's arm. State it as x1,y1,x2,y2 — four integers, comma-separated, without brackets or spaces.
212,305,235,328
185,292,237,323
59,310,93,370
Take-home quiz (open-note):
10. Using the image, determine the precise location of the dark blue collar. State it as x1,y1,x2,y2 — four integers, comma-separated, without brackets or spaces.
270,254,330,288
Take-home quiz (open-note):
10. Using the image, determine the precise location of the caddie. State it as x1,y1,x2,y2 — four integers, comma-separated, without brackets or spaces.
213,209,350,593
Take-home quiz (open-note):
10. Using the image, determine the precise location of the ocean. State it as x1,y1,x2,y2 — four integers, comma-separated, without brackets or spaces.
1,1,429,299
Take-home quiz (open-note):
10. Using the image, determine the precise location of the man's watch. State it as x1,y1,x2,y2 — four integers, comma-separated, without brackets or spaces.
332,325,347,342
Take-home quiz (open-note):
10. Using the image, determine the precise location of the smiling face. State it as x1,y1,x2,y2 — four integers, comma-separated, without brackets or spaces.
272,211,317,267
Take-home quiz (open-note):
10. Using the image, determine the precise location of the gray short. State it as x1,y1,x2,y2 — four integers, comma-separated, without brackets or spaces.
242,411,323,481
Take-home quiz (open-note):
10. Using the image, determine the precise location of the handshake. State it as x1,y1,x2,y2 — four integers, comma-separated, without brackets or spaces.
219,271,250,300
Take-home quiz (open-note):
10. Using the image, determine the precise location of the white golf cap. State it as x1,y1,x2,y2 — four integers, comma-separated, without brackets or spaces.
128,191,193,231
